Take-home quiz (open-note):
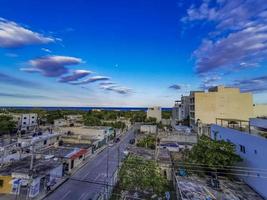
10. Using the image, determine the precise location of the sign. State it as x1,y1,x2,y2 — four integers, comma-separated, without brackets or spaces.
29,177,40,198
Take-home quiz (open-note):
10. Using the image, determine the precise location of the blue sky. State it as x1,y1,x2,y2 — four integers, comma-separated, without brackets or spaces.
0,0,267,107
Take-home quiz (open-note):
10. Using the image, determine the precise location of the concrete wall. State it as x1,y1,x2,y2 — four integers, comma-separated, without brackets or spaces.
140,125,157,134
211,124,267,198
191,86,253,127
147,107,162,122
253,104,267,117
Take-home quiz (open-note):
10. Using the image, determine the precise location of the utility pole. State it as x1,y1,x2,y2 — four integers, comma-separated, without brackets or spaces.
105,134,109,200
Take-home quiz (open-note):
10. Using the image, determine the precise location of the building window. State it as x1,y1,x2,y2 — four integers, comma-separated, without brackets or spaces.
240,145,246,153
0,179,3,188
79,155,83,160
24,117,27,119
44,140,47,145
32,116,35,119
23,122,26,125
254,150,257,154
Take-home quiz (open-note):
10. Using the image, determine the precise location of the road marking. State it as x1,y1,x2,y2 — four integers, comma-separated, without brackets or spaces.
61,190,71,200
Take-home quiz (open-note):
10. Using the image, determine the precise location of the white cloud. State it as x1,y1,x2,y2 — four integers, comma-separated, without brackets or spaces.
0,17,55,48
21,55,83,77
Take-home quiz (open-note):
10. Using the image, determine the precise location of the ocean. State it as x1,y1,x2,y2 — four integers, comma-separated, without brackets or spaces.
0,106,172,111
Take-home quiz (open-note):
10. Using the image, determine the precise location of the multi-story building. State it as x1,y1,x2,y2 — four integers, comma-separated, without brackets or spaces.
12,113,38,131
147,106,162,122
172,100,182,123
253,104,267,118
189,86,253,133
181,95,190,120
211,118,267,199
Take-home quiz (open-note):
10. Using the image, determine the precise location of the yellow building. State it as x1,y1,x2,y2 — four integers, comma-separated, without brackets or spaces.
189,86,254,133
253,104,267,117
0,176,12,194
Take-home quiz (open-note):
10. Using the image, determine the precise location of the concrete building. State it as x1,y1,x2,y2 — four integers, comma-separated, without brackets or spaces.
140,125,157,134
147,107,162,122
189,86,254,134
54,119,68,127
12,113,38,131
172,100,182,123
181,96,190,120
211,118,267,199
253,104,267,118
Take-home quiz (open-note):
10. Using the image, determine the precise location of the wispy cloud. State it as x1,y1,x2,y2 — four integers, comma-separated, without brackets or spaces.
0,17,55,48
182,0,267,74
70,76,110,85
0,72,41,88
41,48,52,53
169,84,181,90
99,81,115,86
0,92,53,99
99,84,132,95
232,75,267,93
59,70,92,83
21,55,83,77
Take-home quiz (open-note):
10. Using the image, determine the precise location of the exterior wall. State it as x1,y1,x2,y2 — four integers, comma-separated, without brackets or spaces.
0,176,12,194
211,124,267,198
172,101,182,121
147,107,162,122
181,96,190,120
140,125,157,134
54,119,68,127
21,113,38,130
190,86,253,128
253,104,267,117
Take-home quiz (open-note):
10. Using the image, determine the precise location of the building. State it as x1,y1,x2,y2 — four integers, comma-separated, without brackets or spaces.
253,104,267,118
12,113,38,131
172,100,182,123
181,96,190,120
189,86,253,134
17,132,62,150
140,125,157,134
211,118,267,198
54,119,68,127
174,173,264,200
147,107,162,122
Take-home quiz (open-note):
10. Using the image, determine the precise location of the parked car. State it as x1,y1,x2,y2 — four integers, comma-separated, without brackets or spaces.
129,139,135,144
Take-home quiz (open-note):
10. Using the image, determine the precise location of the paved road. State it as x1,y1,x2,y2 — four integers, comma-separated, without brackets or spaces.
45,127,136,200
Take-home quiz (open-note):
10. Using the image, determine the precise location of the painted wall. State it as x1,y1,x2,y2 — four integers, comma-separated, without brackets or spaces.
211,124,267,199
0,176,12,194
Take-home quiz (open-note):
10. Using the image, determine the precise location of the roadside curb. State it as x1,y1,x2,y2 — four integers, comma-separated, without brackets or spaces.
39,177,69,200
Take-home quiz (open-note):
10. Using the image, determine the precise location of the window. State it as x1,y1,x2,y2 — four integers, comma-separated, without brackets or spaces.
79,155,83,160
44,140,47,145
0,179,3,188
240,145,246,153
24,117,27,119
254,150,257,154
32,116,35,119
23,122,26,125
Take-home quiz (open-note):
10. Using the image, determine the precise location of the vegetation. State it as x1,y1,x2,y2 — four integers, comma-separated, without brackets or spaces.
136,135,156,149
162,110,172,119
118,155,168,195
46,110,64,124
185,135,242,171
0,115,16,135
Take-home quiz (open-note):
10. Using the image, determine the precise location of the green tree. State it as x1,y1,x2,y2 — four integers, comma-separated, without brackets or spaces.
136,135,156,149
0,115,16,135
119,155,168,195
187,135,242,170
46,110,64,124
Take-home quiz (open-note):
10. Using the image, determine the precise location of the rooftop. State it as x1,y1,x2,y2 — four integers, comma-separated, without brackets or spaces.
175,174,264,200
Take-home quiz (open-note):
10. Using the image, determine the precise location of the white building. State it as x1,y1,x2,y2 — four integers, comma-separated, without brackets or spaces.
147,107,162,122
172,100,182,122
140,125,157,134
12,113,38,131
211,118,267,199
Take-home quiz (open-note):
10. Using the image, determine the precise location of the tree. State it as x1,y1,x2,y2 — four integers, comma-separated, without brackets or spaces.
136,135,156,149
119,155,168,195
0,115,16,135
186,135,242,170
46,110,64,124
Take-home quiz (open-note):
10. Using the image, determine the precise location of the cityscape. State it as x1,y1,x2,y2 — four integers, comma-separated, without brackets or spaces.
0,0,267,200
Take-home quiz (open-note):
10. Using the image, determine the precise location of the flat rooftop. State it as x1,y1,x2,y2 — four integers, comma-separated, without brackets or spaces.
0,156,61,177
176,175,264,200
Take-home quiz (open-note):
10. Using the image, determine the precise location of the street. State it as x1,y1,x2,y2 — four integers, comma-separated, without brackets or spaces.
45,127,136,200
